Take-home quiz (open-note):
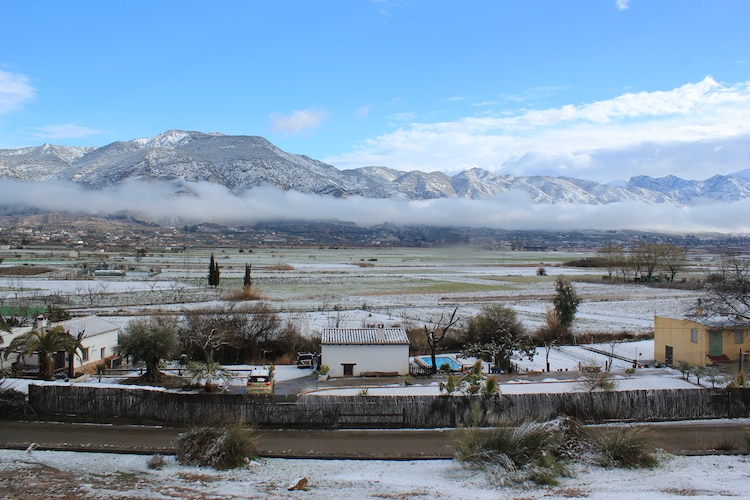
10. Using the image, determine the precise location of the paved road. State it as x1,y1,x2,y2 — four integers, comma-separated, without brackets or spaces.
0,421,457,459
1,420,748,459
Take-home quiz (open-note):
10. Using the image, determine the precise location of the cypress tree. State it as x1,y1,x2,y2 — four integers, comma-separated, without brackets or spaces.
243,263,252,288
208,254,220,287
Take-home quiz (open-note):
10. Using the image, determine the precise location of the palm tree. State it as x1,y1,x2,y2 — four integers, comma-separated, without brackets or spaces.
3,326,82,380
188,353,232,392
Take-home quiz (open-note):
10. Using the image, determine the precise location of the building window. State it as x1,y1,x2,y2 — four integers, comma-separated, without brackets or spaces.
736,330,744,345
100,347,106,360
82,347,90,361
691,329,698,343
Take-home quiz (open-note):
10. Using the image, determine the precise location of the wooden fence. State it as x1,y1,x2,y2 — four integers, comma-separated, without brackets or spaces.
28,385,750,428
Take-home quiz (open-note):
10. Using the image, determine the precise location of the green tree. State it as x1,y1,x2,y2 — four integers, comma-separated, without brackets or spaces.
553,278,581,332
3,326,82,380
461,304,534,372
117,317,179,382
208,254,220,287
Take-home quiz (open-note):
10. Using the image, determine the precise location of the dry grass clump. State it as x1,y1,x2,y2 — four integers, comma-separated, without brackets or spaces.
457,417,658,485
457,419,569,485
270,263,294,271
146,454,167,470
223,287,263,301
176,422,258,470
585,426,658,468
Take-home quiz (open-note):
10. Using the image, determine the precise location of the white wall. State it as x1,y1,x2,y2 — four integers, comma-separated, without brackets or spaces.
321,344,409,377
74,329,120,369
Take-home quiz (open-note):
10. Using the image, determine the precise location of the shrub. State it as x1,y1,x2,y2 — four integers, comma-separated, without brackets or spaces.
176,422,258,470
585,426,658,468
578,370,618,392
439,373,458,394
727,371,747,389
482,376,499,396
0,389,27,419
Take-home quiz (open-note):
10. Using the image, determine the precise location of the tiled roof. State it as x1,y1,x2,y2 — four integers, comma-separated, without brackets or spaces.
322,328,409,345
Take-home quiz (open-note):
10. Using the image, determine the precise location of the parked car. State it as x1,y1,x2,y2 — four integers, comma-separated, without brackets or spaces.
296,351,314,369
246,368,274,395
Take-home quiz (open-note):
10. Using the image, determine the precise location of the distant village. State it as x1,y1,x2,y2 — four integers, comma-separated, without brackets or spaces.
0,213,741,253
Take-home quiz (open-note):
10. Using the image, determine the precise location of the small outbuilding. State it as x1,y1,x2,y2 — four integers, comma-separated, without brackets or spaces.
320,327,410,377
654,314,750,368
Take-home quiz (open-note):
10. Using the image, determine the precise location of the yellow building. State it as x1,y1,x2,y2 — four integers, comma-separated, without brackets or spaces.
654,315,750,368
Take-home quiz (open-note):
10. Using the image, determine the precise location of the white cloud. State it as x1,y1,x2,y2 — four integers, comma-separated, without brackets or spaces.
270,109,327,134
616,0,630,10
1,180,748,233
29,123,101,140
325,77,750,181
0,70,35,113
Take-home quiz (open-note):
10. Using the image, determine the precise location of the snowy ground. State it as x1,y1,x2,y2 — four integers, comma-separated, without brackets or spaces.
0,448,748,499
1,249,744,498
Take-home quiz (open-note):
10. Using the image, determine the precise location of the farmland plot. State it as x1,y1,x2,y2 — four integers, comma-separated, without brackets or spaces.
1,246,704,336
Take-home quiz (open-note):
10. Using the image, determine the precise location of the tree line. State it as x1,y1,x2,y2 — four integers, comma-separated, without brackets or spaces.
596,241,687,282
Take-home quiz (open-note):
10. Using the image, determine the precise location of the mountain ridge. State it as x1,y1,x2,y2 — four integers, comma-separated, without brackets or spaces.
1,129,749,206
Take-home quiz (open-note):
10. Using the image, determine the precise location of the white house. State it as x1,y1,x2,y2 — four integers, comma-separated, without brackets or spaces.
1,315,122,376
320,327,410,378
55,315,123,373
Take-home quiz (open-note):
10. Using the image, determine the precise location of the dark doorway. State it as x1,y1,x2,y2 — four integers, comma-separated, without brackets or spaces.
665,345,673,366
342,363,355,376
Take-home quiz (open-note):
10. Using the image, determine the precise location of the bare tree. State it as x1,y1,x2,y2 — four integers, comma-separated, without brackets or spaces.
697,249,750,322
597,244,624,281
423,307,460,374
661,244,687,282
632,241,662,281
536,308,561,372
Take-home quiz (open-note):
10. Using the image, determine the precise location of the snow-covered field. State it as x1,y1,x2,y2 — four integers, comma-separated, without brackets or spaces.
0,246,706,337
1,448,748,499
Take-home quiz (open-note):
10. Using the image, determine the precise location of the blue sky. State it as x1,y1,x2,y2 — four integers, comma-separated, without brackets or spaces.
1,0,749,184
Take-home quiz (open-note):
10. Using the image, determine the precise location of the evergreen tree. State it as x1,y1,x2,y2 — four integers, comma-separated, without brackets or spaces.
243,263,252,288
553,278,581,331
461,304,535,372
208,254,220,287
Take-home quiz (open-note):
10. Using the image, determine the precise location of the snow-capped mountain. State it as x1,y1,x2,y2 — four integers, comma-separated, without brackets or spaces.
1,129,748,206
